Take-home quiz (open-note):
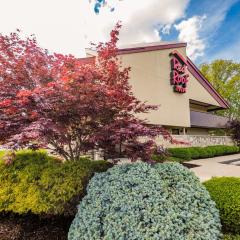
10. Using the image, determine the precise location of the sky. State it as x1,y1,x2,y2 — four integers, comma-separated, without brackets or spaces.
0,0,239,64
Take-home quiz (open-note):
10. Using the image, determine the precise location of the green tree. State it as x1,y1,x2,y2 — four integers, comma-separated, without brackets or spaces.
200,60,240,119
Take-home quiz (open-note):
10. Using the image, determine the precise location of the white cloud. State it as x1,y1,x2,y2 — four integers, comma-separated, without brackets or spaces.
108,0,190,45
174,0,238,62
175,15,206,60
0,0,189,57
200,0,238,37
161,24,172,35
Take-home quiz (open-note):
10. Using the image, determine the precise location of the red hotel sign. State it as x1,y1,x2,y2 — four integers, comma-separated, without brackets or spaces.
170,51,189,93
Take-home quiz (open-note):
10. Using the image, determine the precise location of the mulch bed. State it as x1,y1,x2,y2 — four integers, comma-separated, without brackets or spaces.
0,214,72,240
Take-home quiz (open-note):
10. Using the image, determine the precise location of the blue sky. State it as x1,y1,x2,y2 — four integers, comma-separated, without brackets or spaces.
159,0,240,63
0,0,239,64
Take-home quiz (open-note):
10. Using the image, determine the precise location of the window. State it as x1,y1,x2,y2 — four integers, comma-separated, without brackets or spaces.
172,129,180,135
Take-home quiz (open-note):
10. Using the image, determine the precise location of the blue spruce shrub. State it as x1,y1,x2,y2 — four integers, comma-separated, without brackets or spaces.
68,163,222,240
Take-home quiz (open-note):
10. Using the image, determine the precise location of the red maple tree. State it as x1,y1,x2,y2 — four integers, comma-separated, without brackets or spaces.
0,25,173,161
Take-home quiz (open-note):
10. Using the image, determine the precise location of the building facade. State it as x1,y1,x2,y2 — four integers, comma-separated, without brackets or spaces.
86,42,232,147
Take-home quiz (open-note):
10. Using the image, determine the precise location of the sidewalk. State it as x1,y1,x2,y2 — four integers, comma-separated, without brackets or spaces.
186,154,240,182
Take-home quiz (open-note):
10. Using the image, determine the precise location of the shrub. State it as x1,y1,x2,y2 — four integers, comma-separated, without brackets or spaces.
68,162,222,240
224,234,240,240
206,146,222,156
167,148,191,160
0,150,6,160
205,146,239,157
188,147,200,159
197,147,213,158
0,150,112,215
167,145,239,161
151,154,166,162
204,177,240,234
225,146,239,154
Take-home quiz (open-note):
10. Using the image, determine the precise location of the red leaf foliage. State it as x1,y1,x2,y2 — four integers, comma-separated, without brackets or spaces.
0,24,173,161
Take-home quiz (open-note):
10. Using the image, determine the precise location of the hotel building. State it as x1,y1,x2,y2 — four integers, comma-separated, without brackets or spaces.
86,42,232,147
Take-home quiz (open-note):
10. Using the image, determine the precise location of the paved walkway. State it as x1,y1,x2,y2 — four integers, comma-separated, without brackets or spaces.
186,154,240,182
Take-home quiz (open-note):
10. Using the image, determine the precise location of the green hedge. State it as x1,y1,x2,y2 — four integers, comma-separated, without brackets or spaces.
204,177,240,234
69,162,221,240
0,150,112,215
168,145,239,161
224,234,240,240
167,148,191,161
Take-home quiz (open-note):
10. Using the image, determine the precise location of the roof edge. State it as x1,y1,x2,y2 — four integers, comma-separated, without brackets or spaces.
187,57,230,109
117,42,187,55
86,42,187,56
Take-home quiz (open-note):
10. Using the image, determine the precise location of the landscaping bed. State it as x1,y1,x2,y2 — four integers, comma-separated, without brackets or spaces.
0,213,71,240
1,150,239,239
0,150,112,239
